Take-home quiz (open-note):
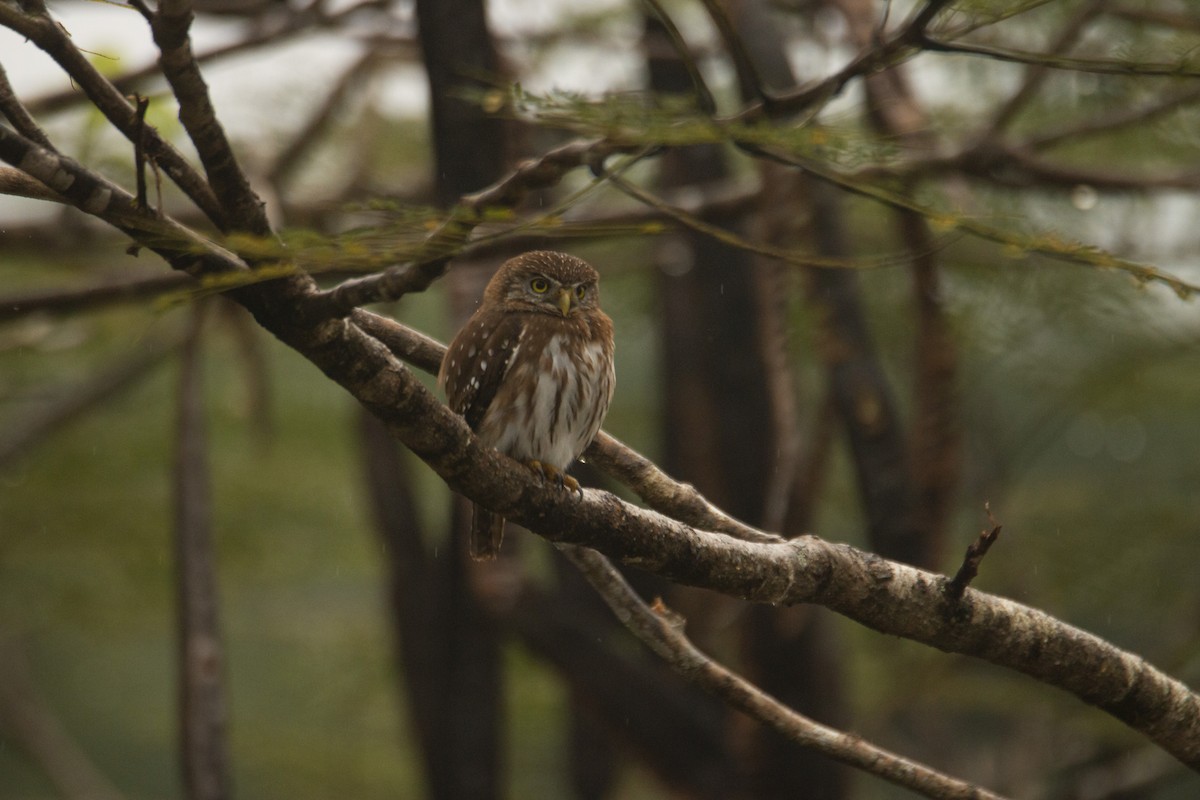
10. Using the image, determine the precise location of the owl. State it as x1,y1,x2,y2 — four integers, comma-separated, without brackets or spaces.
439,251,616,560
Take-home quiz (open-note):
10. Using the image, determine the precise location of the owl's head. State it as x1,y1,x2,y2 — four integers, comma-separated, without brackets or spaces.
486,251,603,318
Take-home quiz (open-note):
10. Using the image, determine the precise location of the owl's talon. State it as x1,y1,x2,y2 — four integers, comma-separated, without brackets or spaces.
523,459,581,495
525,459,548,483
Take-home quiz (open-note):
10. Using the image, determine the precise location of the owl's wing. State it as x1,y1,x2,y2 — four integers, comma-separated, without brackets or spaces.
439,311,526,432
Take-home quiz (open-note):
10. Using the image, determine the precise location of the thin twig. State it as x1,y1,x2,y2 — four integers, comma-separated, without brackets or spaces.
755,146,1200,299
749,0,954,119
0,272,194,322
133,94,151,211
268,50,382,190
28,0,395,117
641,0,717,115
304,137,637,317
980,0,1108,137
698,0,771,107
602,169,907,270
562,545,1008,800
1023,83,1200,151
917,35,1200,78
945,504,1003,601
0,61,56,151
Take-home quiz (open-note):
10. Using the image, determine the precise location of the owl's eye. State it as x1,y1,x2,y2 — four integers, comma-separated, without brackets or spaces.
575,285,587,301
530,278,550,294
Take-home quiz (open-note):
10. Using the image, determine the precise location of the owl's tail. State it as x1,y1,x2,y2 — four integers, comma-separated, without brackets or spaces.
470,504,505,560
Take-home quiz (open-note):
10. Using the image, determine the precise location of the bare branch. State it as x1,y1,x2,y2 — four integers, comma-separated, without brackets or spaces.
282,301,1200,770
338,310,1200,771
0,125,245,277
562,545,1009,799
980,0,1108,136
0,61,56,151
348,310,781,545
0,164,66,203
0,2,228,229
917,34,1200,78
150,0,270,235
747,0,954,119
642,0,718,115
304,137,638,316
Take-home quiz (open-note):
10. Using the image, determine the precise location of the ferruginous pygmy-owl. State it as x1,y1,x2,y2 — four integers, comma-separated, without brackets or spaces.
439,251,616,560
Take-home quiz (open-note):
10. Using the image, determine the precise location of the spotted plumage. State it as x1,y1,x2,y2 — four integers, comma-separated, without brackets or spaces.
439,251,616,559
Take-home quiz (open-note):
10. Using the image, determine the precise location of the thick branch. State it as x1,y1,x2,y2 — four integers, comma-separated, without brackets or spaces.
315,313,1200,771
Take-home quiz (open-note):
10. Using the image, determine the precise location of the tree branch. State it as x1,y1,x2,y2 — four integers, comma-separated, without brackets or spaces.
304,137,637,317
917,34,1200,78
337,312,1200,772
562,545,1008,799
290,306,1200,771
0,2,228,229
150,0,270,235
0,61,56,151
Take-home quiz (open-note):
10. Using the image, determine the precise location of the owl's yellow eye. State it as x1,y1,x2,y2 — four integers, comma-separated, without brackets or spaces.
530,278,550,294
575,285,587,300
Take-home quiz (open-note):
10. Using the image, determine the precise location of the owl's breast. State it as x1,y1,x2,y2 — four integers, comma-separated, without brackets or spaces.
477,330,614,469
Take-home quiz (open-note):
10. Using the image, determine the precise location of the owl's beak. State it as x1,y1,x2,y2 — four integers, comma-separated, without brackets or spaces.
555,287,573,317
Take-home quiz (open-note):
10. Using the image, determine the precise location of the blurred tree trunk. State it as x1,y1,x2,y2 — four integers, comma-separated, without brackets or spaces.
359,2,510,798
173,307,232,800
833,0,960,567
645,10,849,797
